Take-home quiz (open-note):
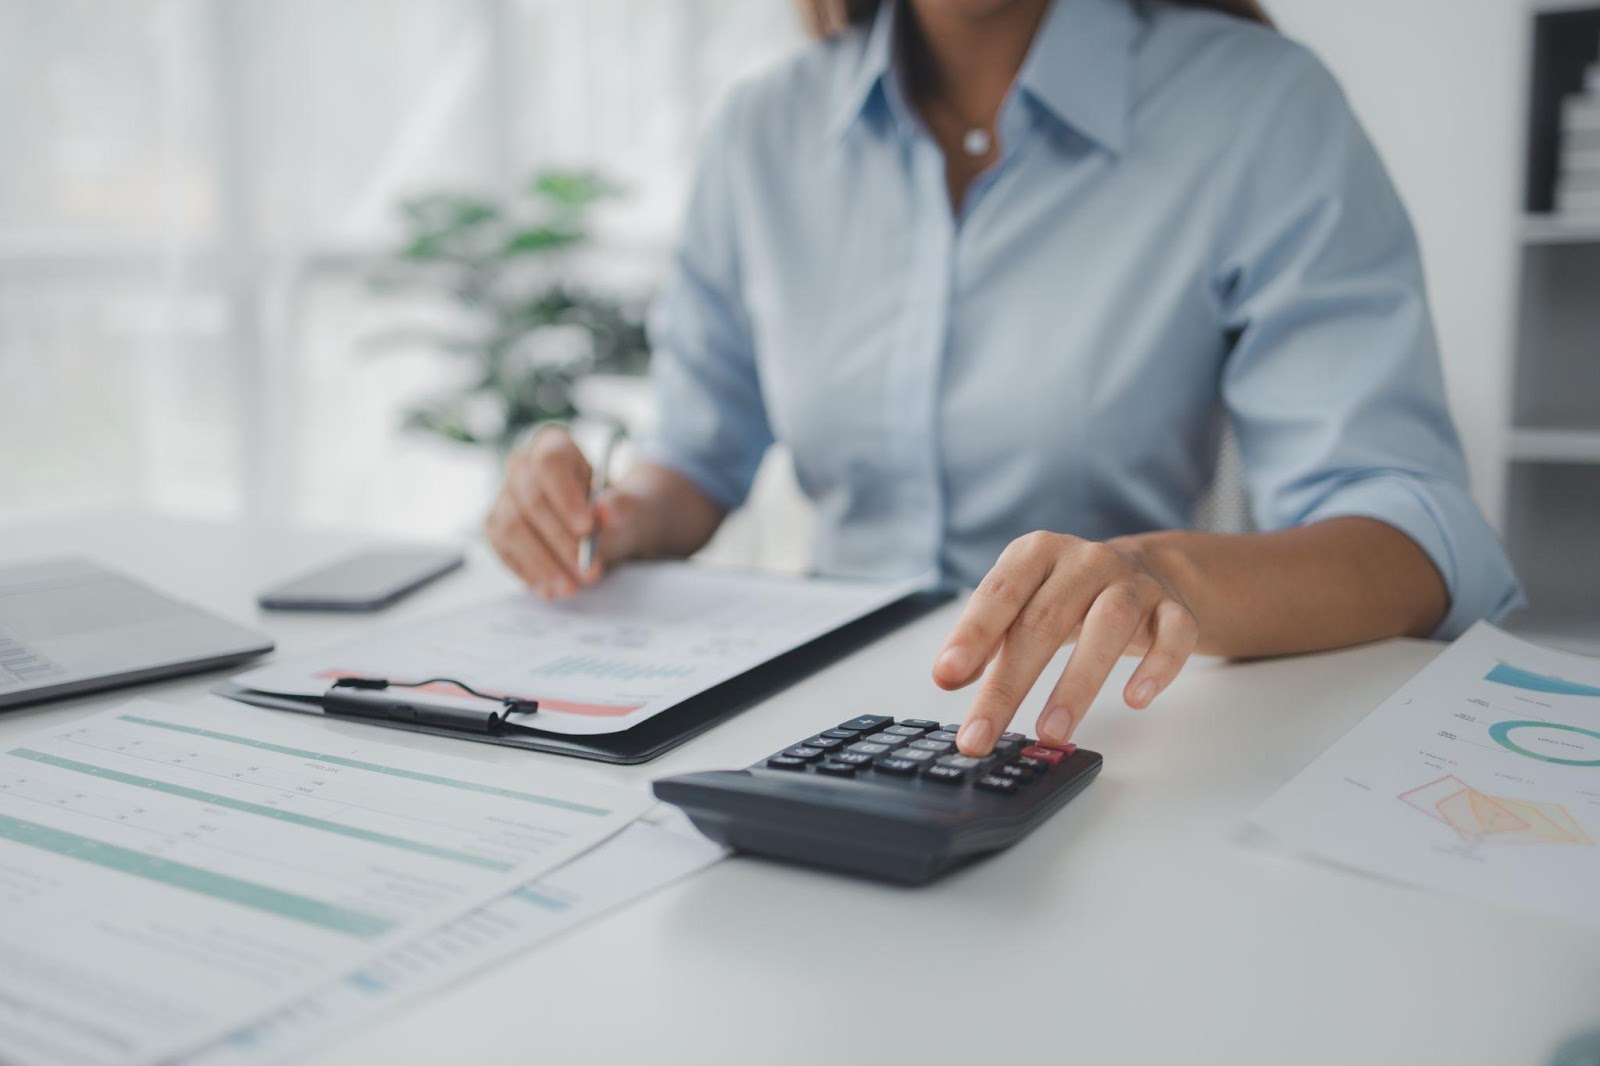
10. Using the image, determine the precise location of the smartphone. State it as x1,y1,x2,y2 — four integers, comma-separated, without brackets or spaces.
258,547,465,612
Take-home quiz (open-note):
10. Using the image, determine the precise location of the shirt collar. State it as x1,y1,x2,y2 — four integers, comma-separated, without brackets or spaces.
827,0,1140,156
1017,0,1140,155
826,0,900,141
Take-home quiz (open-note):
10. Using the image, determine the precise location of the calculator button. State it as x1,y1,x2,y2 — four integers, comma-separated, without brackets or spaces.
975,774,1019,794
909,739,954,754
941,723,962,733
925,730,958,743
1020,745,1066,765
1001,732,1028,744
815,761,858,778
838,716,893,733
936,754,984,770
899,719,941,731
1014,757,1048,775
865,732,907,745
766,756,808,770
821,728,861,740
997,763,1035,783
833,751,876,767
1043,742,1079,756
923,765,968,785
885,747,935,763
874,758,920,776
804,736,847,752
992,736,1025,756
847,741,892,756
883,724,927,738
784,746,825,762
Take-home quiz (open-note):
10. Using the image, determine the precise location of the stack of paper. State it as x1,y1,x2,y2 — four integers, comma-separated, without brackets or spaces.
1251,624,1600,929
0,697,720,1066
194,810,722,1066
1557,36,1600,217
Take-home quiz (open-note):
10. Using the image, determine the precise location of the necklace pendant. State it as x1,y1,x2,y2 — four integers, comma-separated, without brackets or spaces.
962,127,991,157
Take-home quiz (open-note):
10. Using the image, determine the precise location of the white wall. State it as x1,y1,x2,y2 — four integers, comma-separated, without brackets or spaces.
1269,0,1527,523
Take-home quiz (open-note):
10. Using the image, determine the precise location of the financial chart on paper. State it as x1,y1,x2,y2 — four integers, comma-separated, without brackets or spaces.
1252,624,1600,928
233,562,928,735
0,699,643,1066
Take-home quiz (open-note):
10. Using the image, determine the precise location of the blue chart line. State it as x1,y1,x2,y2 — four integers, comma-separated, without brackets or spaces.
530,655,695,683
1486,663,1600,699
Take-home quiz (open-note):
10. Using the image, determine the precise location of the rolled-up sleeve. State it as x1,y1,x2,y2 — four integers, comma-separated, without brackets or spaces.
1213,49,1524,639
636,88,774,512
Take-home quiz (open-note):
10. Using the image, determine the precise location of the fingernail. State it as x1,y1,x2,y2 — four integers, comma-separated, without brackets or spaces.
1039,705,1072,744
958,718,994,755
1133,680,1157,707
937,647,971,678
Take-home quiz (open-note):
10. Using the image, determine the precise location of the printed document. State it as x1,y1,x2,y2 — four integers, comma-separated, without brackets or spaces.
1251,623,1600,928
232,561,930,735
0,698,649,1066
192,811,725,1065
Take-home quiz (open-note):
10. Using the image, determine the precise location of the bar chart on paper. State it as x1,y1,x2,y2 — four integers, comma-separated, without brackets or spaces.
1252,624,1600,928
0,698,647,1066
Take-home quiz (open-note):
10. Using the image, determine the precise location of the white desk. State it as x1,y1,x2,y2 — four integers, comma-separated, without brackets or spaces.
2,512,1596,1066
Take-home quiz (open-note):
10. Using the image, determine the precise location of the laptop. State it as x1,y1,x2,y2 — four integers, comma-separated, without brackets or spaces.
0,557,274,709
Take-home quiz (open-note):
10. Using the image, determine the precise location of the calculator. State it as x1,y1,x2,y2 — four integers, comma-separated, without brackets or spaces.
651,715,1102,884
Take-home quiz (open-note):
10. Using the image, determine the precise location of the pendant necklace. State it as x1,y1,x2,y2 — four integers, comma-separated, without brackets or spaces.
926,91,994,157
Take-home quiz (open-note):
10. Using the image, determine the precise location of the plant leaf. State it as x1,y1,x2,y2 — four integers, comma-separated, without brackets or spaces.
530,170,621,208
502,225,583,256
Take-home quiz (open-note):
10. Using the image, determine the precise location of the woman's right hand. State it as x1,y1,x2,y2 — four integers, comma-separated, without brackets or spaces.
485,426,643,600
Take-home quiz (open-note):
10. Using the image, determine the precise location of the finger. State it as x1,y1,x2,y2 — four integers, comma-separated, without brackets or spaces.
955,568,1092,755
1124,599,1198,709
485,493,528,581
589,491,640,576
1036,584,1151,746
933,533,1061,690
485,494,544,590
530,435,594,536
486,493,575,599
514,481,585,584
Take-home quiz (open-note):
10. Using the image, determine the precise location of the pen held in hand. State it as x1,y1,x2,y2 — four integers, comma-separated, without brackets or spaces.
577,425,623,578
577,528,596,576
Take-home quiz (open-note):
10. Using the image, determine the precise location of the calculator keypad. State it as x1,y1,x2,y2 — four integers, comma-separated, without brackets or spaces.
763,716,1076,795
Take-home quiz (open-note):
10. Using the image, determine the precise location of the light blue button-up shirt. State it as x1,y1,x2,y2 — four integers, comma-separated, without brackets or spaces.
640,0,1523,639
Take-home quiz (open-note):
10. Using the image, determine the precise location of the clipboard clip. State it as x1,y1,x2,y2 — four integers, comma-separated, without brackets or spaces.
323,676,539,735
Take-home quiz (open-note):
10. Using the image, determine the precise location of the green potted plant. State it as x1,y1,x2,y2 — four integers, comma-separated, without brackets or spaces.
367,170,651,458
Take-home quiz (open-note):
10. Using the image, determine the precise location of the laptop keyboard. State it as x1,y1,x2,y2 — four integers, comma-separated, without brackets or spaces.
0,631,62,688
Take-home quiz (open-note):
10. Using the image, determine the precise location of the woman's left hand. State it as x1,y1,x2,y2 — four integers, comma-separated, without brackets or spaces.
932,531,1199,755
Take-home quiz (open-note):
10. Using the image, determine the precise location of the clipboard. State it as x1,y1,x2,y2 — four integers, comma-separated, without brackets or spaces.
212,588,951,764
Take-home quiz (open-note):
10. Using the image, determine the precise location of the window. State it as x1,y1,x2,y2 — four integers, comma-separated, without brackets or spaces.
2,0,802,538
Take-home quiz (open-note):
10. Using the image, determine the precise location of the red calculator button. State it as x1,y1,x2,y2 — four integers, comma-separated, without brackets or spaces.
1045,742,1078,756
1020,745,1065,765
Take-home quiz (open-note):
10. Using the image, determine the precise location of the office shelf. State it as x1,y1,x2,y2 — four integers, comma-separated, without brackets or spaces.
1503,4,1600,643
1522,214,1600,243
1509,427,1600,463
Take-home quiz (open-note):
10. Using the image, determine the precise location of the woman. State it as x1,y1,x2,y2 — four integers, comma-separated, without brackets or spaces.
486,0,1523,757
